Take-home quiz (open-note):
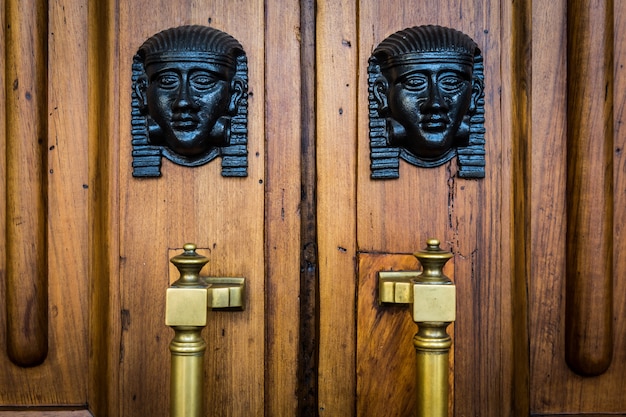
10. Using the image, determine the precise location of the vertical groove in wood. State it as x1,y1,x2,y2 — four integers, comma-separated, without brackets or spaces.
297,0,319,415
565,0,614,376
509,0,531,412
87,0,120,415
4,0,48,367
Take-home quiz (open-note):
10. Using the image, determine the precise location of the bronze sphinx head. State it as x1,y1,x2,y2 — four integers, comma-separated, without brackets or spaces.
368,25,485,179
132,25,248,177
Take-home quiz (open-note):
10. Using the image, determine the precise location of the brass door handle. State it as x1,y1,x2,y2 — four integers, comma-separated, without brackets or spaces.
165,243,246,417
378,239,455,417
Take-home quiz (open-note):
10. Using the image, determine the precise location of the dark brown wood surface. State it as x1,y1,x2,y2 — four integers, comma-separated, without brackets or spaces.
565,0,614,377
5,0,48,368
528,0,626,414
1,0,89,407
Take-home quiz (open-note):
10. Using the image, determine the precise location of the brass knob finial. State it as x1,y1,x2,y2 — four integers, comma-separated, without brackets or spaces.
413,238,453,284
170,243,209,286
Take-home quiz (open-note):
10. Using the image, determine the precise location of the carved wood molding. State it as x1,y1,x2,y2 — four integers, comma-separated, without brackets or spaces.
565,0,614,376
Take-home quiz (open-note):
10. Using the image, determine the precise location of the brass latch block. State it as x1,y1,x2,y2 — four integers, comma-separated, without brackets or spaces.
206,277,245,310
379,271,456,322
379,271,419,304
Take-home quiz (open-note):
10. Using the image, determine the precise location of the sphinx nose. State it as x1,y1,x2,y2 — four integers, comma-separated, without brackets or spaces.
173,83,195,110
421,80,448,112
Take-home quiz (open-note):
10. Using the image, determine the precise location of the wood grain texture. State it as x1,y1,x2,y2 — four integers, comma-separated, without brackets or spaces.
1,0,90,406
528,0,569,411
116,2,265,416
316,1,358,415
529,0,626,414
265,0,301,415
295,0,319,414
4,0,48,368
565,0,614,376
356,1,509,416
87,0,121,415
503,0,531,414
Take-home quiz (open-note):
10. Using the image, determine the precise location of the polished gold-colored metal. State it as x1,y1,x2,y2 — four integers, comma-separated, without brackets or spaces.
413,239,454,417
379,271,420,303
166,243,247,417
167,243,210,417
378,238,455,417
170,327,207,417
166,287,209,326
412,284,455,323
206,277,245,309
414,322,452,417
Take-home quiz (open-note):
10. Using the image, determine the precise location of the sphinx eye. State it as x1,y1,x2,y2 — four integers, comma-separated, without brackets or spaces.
401,74,428,92
438,74,468,94
156,72,180,89
190,72,219,90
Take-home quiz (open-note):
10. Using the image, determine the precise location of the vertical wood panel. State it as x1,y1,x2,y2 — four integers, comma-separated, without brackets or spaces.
530,0,626,413
612,0,626,411
116,2,265,416
87,0,121,415
295,0,318,414
1,0,90,408
565,0,614,376
503,0,531,413
264,0,301,415
46,0,89,400
529,0,569,411
0,0,5,394
5,0,48,368
355,1,508,416
316,1,358,415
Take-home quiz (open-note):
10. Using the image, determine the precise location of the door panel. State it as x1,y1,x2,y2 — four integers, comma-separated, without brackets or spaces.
1,0,89,407
2,1,302,416
528,0,626,414
113,1,298,416
347,1,509,416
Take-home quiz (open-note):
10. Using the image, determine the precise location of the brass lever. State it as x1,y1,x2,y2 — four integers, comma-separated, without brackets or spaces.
378,239,455,417
165,243,246,417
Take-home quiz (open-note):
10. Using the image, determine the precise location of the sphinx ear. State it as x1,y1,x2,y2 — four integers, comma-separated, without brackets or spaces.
209,116,230,147
372,76,389,113
229,77,246,114
469,75,484,113
134,75,149,112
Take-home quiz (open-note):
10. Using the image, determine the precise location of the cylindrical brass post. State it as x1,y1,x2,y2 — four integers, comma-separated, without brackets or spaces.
170,327,207,417
413,322,452,417
166,244,210,417
412,239,455,417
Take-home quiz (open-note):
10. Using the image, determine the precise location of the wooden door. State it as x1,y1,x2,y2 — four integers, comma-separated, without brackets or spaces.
1,1,625,417
1,0,301,415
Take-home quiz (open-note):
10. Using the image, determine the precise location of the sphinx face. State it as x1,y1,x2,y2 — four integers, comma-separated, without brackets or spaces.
386,60,473,160
145,60,231,157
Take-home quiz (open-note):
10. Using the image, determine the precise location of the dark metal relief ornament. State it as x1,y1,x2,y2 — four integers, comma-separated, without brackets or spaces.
368,25,485,179
131,25,248,177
